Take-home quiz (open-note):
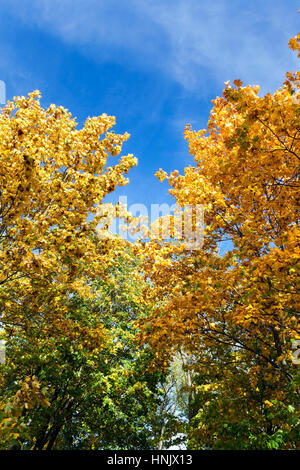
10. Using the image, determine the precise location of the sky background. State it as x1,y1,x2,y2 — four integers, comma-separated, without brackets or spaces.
0,0,299,218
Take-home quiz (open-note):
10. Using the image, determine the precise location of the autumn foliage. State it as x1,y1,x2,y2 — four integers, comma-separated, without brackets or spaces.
0,31,299,450
0,91,136,340
137,35,300,449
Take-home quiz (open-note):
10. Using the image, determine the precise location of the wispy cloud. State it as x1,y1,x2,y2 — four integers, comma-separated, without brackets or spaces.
138,0,299,92
3,0,299,93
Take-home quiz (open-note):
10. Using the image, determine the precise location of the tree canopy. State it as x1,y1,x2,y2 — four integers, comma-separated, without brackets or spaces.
0,30,299,451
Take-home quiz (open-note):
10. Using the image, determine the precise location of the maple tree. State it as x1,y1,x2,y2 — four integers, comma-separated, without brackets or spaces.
0,92,146,448
0,251,168,450
0,90,136,340
138,33,300,448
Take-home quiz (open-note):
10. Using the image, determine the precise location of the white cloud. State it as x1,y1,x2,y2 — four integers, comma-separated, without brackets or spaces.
138,0,299,93
4,0,300,94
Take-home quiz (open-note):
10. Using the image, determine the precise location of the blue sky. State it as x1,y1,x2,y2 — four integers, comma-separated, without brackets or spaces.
0,0,299,214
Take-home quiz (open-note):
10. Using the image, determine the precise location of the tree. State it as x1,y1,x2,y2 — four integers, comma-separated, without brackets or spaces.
0,250,167,450
138,33,300,449
0,91,136,338
0,92,144,448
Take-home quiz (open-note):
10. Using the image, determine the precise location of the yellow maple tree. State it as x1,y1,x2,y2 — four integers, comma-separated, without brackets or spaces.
137,32,300,448
0,91,136,341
